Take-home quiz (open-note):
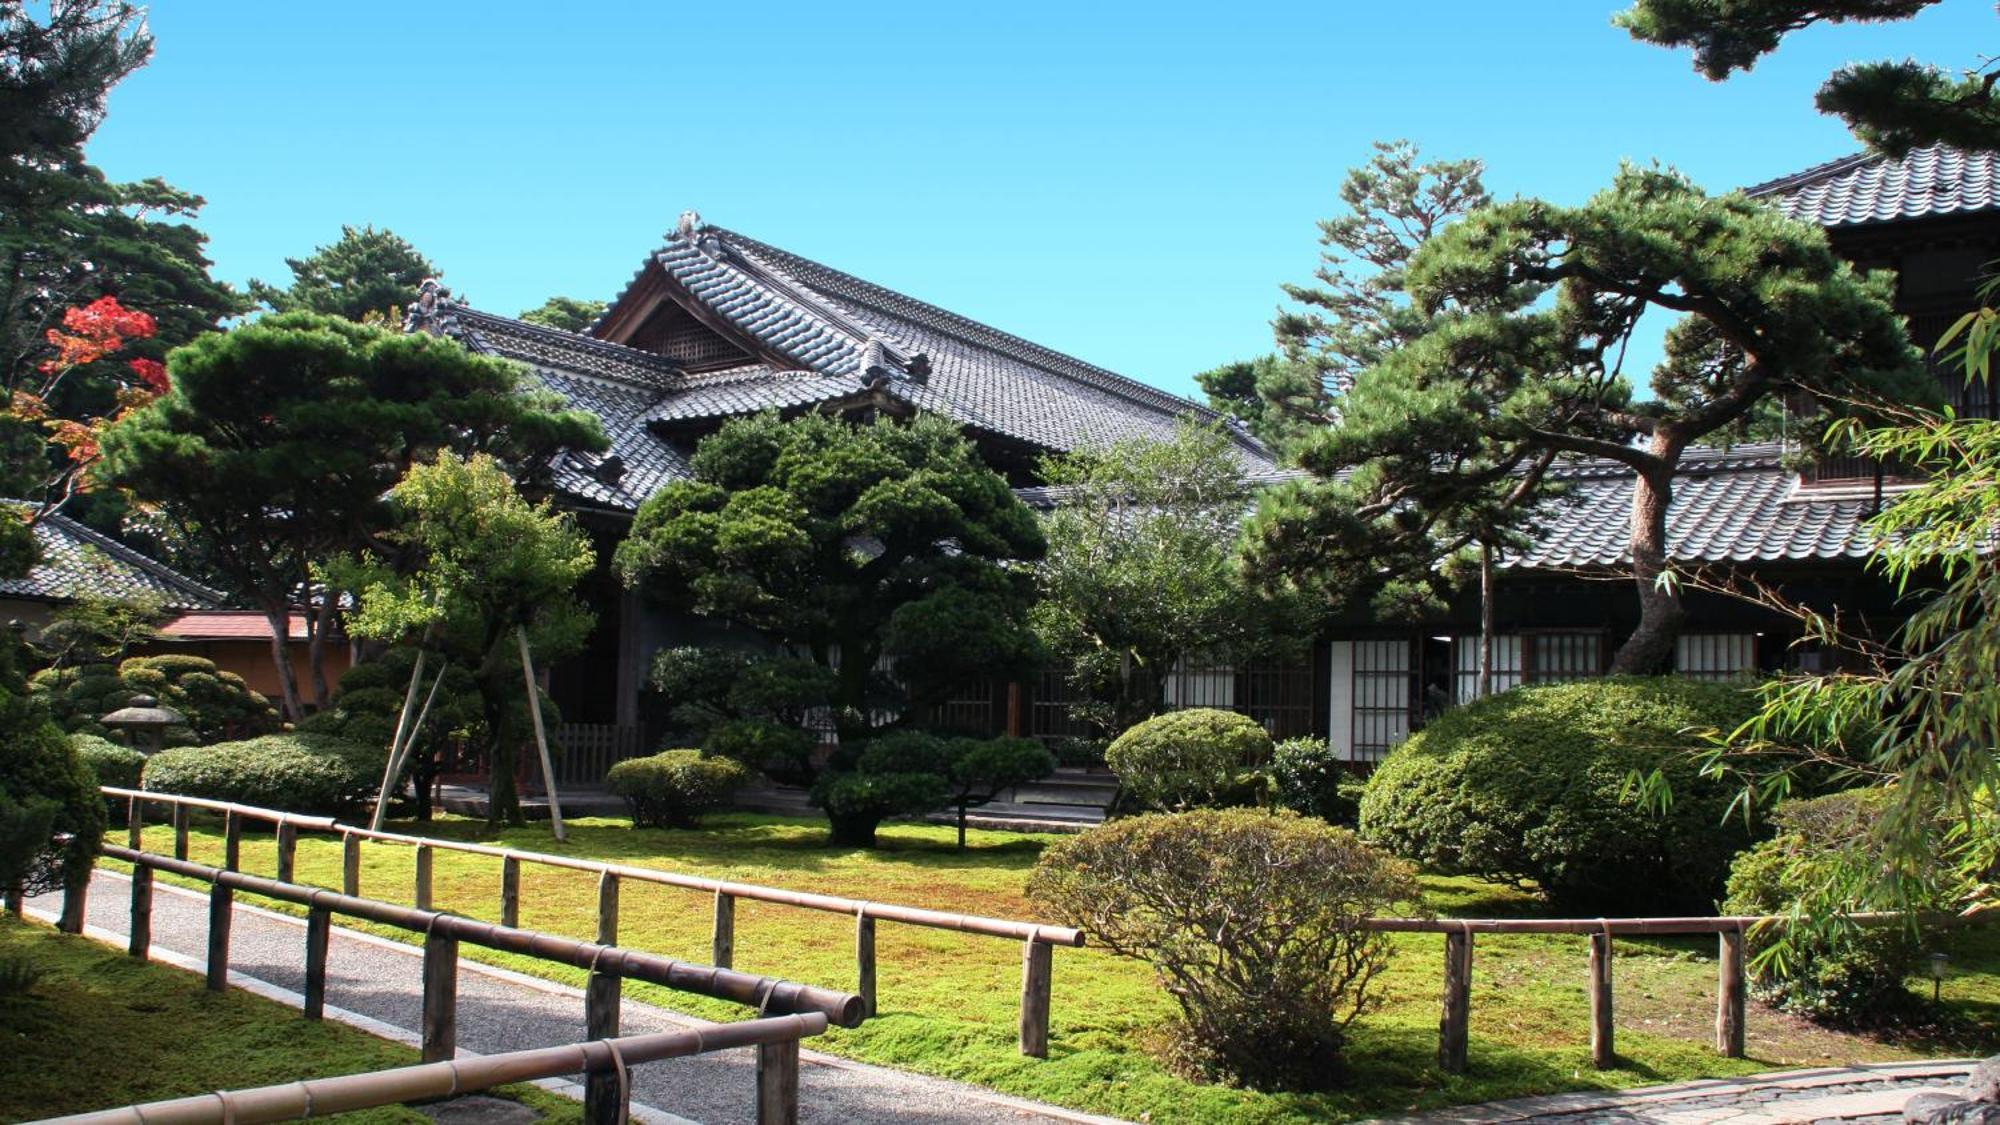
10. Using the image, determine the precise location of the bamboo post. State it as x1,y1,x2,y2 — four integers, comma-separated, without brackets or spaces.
421,933,458,1063
126,795,142,850
342,834,362,897
173,804,190,861
1439,928,1473,1074
713,890,735,969
516,627,566,842
206,882,232,990
1590,931,1615,1069
372,649,429,832
223,810,241,872
1019,935,1051,1058
415,845,434,910
755,1038,801,1125
1717,928,1746,1058
855,910,876,1018
128,866,152,958
276,822,297,885
584,873,622,1123
57,875,86,934
501,856,521,929
304,907,331,1020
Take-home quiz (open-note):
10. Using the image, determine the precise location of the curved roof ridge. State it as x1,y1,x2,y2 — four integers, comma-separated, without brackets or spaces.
1743,149,1877,198
455,306,686,388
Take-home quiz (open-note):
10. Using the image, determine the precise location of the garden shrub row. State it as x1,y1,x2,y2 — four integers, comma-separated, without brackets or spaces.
141,733,384,817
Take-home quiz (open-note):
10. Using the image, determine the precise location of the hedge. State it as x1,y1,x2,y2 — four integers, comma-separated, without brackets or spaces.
142,733,384,816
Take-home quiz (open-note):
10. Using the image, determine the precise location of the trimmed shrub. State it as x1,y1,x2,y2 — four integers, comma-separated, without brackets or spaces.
605,750,750,829
1028,808,1420,1091
30,654,277,745
1358,677,1760,914
811,770,948,848
142,733,383,816
1269,736,1363,825
705,718,818,783
1104,708,1272,811
0,686,103,898
1724,788,1929,1026
69,733,144,790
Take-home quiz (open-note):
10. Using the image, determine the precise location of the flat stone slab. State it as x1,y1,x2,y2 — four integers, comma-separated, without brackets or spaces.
1386,1063,1977,1124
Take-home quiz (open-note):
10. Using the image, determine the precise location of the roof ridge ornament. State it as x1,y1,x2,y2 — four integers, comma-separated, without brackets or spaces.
404,278,471,344
675,210,703,240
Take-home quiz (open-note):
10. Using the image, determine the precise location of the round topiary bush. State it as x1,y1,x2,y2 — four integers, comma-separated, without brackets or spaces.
1357,677,1760,914
1269,736,1363,825
1724,788,1930,1026
142,733,384,816
1028,808,1421,1091
69,733,145,790
30,654,277,745
605,750,750,829
1104,708,1273,812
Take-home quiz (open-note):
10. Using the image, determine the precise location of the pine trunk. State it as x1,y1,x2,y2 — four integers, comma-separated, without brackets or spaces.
1477,542,1495,698
1611,456,1685,675
262,604,304,720
307,594,337,710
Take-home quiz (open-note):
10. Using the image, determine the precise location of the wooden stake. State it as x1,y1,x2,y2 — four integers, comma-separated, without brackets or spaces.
127,795,143,850
1019,937,1051,1058
755,1038,800,1125
1590,932,1615,1069
373,649,429,832
1439,929,1473,1074
422,934,458,1063
856,911,877,1019
305,906,331,1020
206,883,232,990
517,627,565,842
129,866,152,958
584,873,622,1123
342,834,362,897
501,856,521,929
223,810,241,872
172,804,189,861
1717,928,1746,1058
713,890,735,969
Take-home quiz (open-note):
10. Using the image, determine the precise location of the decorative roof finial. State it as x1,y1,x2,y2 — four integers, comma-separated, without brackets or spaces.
676,210,702,240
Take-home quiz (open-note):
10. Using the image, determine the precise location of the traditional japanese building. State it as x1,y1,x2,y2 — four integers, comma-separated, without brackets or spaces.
407,216,1273,777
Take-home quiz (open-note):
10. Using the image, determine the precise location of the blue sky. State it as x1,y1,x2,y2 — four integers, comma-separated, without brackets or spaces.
87,1,1995,400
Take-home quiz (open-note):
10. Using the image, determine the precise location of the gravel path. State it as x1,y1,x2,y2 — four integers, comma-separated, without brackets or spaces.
26,870,1120,1125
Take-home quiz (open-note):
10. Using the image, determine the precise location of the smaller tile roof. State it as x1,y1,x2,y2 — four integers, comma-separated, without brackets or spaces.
160,610,309,641
1747,143,2000,229
0,506,223,609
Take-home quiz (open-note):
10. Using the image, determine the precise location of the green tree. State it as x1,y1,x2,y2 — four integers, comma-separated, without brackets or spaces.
1616,0,1998,154
518,296,606,333
1033,421,1305,734
249,226,438,322
1250,165,1931,673
99,313,605,718
0,3,246,501
342,453,595,825
616,411,1045,735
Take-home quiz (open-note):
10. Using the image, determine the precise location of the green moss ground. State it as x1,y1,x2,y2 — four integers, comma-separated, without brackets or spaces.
112,813,2000,1124
0,916,577,1122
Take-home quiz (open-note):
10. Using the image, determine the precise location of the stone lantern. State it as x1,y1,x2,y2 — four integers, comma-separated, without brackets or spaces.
100,694,185,755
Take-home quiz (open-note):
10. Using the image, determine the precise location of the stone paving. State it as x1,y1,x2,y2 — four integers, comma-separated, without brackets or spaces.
1390,1061,1977,1124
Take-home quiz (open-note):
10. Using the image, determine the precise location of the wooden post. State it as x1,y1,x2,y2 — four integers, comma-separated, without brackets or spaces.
1005,682,1023,738
1590,931,1615,1069
373,647,428,832
223,810,241,872
855,911,877,1018
126,795,143,850
3,881,21,917
57,874,86,934
128,866,152,958
206,882,232,990
712,890,735,969
337,834,361,897
516,627,566,842
755,1038,801,1125
275,822,297,884
1439,929,1473,1074
1717,928,1746,1058
501,857,520,929
415,845,433,910
421,933,458,1063
173,804,190,861
1019,936,1051,1058
584,872,622,1124
304,907,331,1020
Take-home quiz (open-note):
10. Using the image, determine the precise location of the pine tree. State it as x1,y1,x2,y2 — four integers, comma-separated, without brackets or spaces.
249,225,439,322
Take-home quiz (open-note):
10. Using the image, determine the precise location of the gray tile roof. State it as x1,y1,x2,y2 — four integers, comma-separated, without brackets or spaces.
0,506,223,609
1747,143,2000,229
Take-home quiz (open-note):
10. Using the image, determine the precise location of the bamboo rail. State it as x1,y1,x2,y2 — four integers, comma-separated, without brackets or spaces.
105,786,1082,1057
1364,912,1969,1075
90,843,859,1124
40,1015,830,1125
